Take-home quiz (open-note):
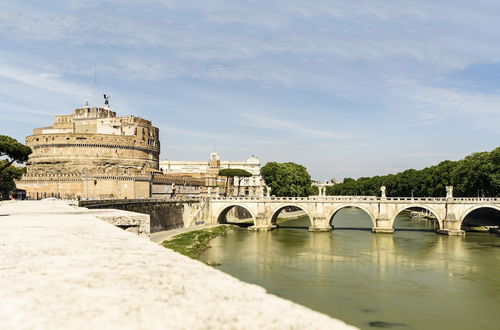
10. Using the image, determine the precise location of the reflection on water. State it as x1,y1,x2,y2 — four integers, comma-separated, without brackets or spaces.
199,209,500,330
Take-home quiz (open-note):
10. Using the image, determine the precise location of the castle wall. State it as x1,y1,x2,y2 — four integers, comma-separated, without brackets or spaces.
17,107,160,200
17,176,151,200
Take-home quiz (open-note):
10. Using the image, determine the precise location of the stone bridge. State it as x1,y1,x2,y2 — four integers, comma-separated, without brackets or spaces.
207,189,500,236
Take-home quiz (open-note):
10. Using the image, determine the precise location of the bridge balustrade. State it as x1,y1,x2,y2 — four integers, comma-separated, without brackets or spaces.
210,196,500,203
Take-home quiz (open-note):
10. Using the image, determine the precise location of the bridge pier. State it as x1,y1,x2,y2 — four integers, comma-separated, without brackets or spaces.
248,216,275,231
309,217,332,232
372,218,394,234
248,225,275,231
436,214,465,236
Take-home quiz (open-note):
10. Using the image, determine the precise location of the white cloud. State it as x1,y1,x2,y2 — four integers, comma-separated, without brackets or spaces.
0,62,87,98
242,113,349,139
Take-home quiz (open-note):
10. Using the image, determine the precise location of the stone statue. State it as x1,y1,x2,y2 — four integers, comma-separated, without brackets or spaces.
380,186,387,199
446,186,453,199
103,94,110,107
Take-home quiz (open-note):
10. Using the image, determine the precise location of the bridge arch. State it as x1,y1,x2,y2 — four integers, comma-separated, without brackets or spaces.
391,204,442,230
459,204,500,225
216,204,256,226
327,204,376,228
270,204,312,228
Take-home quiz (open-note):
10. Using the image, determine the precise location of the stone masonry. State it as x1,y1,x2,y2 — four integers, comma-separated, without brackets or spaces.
0,200,356,330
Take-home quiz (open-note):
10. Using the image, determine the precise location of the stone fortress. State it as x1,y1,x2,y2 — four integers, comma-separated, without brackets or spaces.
16,104,161,199
16,100,266,199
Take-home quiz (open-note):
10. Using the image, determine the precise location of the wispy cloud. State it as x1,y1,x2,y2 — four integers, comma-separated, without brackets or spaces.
0,62,87,98
242,113,349,139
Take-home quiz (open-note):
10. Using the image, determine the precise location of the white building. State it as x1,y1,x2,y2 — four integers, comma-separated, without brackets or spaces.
159,153,266,197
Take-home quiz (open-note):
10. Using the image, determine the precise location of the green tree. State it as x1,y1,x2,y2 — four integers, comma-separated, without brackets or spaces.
0,162,26,199
218,169,252,196
0,135,32,173
0,135,32,199
261,162,312,197
325,147,500,197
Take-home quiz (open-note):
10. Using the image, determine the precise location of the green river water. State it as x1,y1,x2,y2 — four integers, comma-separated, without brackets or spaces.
199,208,500,330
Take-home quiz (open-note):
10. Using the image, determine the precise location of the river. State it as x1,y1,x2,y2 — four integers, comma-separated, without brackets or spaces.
199,208,500,329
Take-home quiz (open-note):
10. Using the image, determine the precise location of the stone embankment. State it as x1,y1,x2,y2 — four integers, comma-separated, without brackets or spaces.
0,200,357,330
79,198,207,232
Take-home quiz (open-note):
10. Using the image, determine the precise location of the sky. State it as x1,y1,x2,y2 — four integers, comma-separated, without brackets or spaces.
1,0,500,181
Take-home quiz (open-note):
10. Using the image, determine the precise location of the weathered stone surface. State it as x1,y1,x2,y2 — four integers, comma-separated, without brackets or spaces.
0,201,357,330
80,199,207,232
16,107,160,200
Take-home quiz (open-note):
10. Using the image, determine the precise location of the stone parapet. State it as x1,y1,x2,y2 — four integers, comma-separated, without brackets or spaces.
0,200,356,329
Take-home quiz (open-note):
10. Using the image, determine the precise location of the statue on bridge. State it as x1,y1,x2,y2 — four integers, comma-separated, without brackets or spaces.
380,186,387,199
446,186,453,199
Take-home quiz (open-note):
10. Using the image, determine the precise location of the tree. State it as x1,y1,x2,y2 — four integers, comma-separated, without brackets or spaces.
326,146,500,197
218,168,252,196
0,135,32,174
261,162,312,197
0,162,26,199
0,135,32,199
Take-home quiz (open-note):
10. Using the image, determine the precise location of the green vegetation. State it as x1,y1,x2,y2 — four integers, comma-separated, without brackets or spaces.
0,135,32,173
161,226,228,259
261,162,314,197
0,135,32,199
218,168,252,196
327,147,500,197
0,163,26,199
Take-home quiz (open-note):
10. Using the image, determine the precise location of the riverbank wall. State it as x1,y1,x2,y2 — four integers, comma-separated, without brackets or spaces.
0,200,357,329
79,198,209,232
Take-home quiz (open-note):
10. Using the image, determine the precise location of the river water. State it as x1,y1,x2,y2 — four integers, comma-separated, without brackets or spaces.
199,208,500,329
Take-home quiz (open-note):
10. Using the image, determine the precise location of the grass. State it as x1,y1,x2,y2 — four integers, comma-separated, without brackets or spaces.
161,226,228,259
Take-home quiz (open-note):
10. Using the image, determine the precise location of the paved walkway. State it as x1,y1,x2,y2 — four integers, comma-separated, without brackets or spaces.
0,200,356,330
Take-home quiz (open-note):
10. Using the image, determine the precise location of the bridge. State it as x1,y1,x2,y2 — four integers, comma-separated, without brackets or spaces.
207,187,500,236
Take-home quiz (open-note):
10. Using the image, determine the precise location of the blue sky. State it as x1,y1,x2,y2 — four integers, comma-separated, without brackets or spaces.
1,0,500,180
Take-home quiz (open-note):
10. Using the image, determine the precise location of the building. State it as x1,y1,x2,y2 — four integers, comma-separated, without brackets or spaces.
151,174,205,198
159,152,266,197
16,104,160,199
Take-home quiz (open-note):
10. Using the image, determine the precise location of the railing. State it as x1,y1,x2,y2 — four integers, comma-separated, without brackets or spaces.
210,196,500,203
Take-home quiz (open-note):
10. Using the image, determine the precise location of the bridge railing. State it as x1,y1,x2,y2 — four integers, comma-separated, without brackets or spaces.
209,196,500,203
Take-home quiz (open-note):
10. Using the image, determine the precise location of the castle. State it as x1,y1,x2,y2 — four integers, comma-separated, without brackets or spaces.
16,105,161,199
16,101,267,199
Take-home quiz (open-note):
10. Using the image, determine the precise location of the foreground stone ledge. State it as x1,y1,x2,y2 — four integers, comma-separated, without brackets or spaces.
0,201,357,330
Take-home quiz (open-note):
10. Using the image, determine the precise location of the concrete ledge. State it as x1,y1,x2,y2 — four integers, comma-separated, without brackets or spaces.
0,200,151,238
437,229,466,236
0,201,356,329
92,210,150,237
371,227,395,233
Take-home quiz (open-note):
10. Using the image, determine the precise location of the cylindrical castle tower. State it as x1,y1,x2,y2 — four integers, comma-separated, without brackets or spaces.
17,106,160,199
